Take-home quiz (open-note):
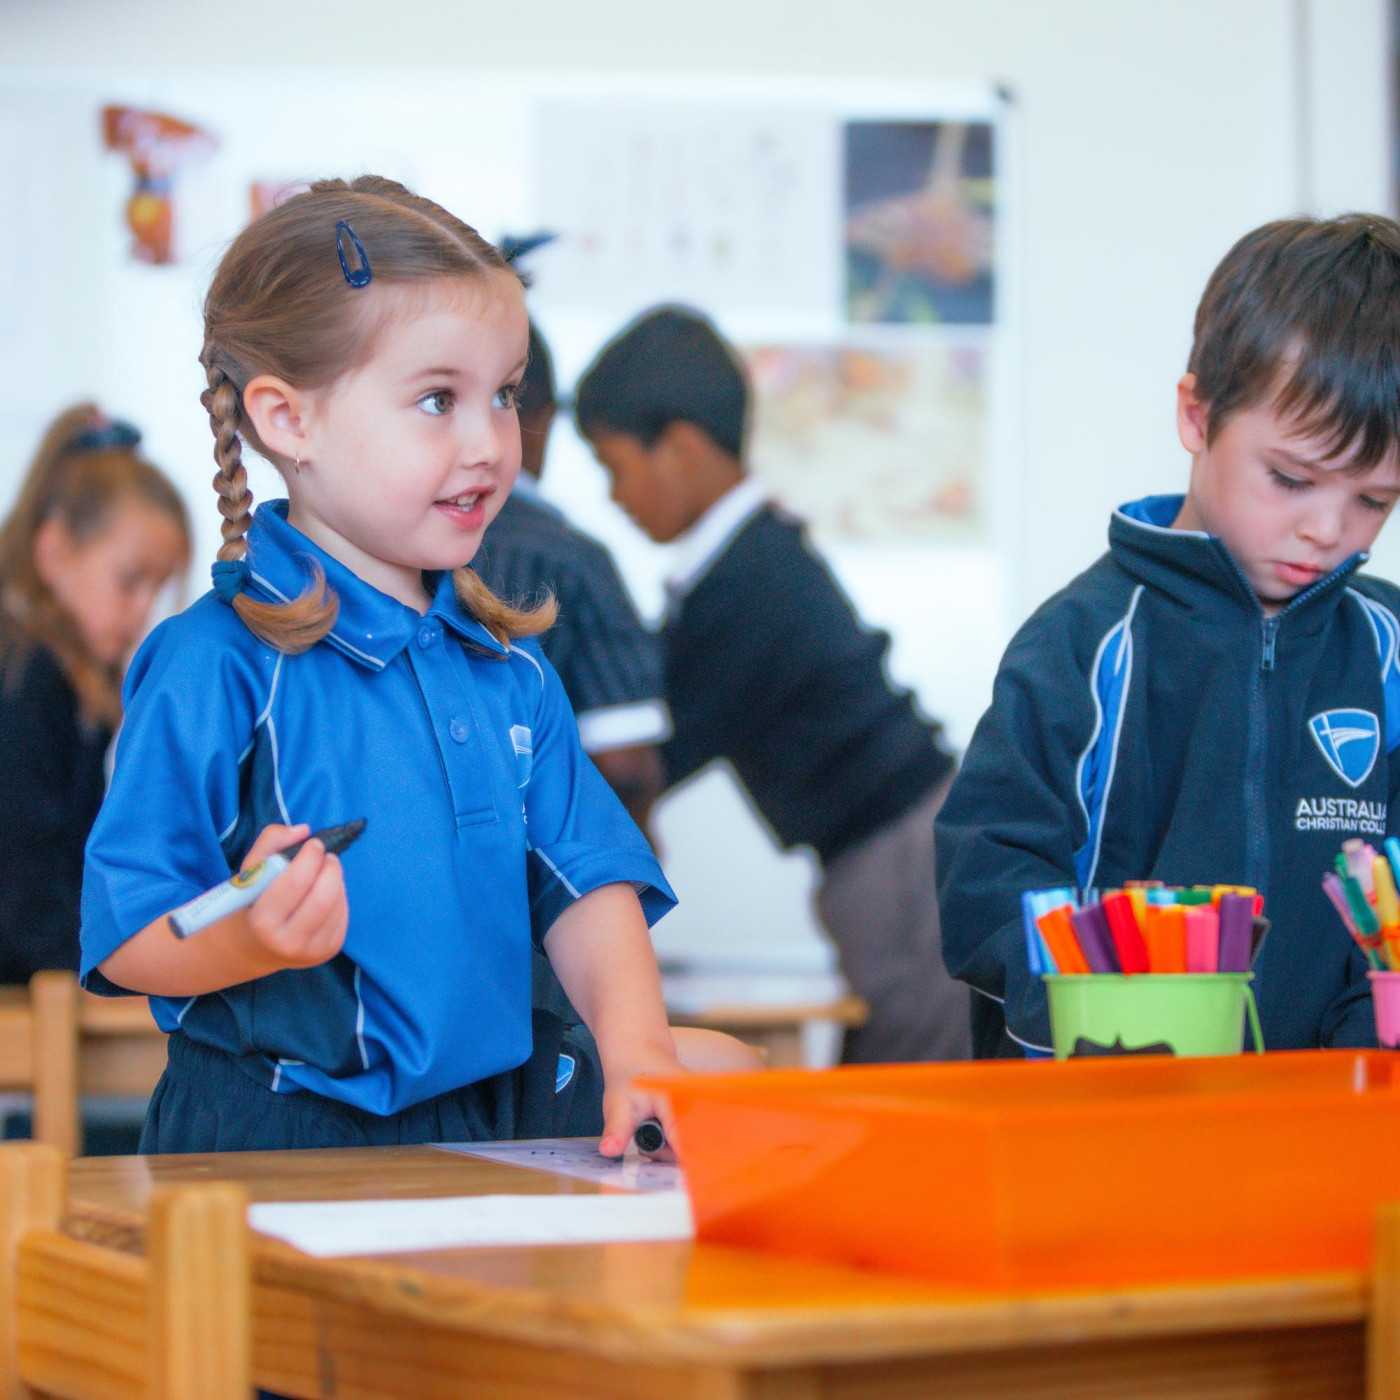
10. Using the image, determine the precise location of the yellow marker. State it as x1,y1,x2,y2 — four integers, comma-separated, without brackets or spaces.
1126,887,1148,930
1211,884,1256,906
1374,857,1400,971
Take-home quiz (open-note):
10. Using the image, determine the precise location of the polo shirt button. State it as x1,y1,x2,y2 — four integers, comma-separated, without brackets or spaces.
449,717,470,743
417,624,438,648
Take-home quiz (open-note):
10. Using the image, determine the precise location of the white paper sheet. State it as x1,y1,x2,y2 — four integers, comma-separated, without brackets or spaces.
435,1137,684,1192
248,1190,694,1258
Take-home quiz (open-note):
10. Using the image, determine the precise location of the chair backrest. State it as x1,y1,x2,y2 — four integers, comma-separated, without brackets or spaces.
0,973,166,1157
0,973,79,1156
0,1142,249,1399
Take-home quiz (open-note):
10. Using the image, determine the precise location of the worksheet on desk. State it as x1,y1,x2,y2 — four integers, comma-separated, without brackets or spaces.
433,1137,685,1192
249,1190,694,1257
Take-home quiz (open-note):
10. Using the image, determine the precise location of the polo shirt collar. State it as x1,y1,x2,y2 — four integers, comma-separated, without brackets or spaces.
664,477,768,603
242,500,508,670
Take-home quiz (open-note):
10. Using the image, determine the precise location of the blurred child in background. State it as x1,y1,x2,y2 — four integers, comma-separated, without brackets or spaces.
0,405,189,983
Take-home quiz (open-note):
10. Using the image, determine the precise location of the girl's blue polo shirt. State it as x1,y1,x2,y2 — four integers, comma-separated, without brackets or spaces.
79,501,676,1116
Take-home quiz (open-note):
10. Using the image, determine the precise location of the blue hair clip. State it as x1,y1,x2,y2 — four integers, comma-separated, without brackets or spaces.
500,230,557,263
211,558,250,603
335,220,372,288
67,419,142,453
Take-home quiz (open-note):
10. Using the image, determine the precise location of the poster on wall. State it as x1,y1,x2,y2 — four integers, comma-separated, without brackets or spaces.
249,178,311,222
100,105,217,265
745,340,984,542
533,102,836,312
530,89,1003,545
843,119,994,326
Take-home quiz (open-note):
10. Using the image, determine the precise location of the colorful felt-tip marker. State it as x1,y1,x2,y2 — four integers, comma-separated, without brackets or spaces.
167,820,367,939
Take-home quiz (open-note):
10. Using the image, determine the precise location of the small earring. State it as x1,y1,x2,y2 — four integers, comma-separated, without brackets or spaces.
293,452,302,474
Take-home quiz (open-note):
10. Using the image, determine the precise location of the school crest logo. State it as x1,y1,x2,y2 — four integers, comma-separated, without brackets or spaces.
1308,709,1380,789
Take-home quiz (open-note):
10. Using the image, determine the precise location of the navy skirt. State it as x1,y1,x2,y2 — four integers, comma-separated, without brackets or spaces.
140,1010,604,1153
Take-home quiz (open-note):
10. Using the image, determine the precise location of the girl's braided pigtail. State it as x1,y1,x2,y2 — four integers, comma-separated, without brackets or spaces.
200,353,337,652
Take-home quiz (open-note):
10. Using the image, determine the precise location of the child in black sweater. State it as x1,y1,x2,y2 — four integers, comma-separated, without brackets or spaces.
0,404,189,981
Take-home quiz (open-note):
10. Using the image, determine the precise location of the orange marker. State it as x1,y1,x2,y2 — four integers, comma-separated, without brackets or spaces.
1157,905,1187,973
1036,906,1090,975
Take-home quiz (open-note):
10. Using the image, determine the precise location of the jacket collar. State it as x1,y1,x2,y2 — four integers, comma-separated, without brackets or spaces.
1110,494,1366,621
242,500,509,670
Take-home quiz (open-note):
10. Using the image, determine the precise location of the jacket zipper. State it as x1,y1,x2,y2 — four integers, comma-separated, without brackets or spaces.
1216,551,1359,892
1260,617,1278,672
1246,618,1276,892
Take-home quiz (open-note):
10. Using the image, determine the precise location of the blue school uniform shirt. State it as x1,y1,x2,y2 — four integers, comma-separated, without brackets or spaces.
79,500,675,1116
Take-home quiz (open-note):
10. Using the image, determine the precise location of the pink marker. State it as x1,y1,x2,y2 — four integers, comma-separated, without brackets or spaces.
1185,906,1219,973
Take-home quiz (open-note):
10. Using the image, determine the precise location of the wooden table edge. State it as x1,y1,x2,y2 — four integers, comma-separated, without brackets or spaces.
59,1196,1369,1368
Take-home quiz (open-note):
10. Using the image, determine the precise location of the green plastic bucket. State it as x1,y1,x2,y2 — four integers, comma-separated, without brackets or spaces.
1042,973,1264,1058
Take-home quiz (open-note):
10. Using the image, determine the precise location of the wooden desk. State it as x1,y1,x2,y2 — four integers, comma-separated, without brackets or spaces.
61,1146,1375,1398
663,971,867,1067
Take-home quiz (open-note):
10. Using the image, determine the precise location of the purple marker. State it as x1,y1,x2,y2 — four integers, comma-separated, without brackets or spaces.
1070,904,1120,973
1217,893,1254,973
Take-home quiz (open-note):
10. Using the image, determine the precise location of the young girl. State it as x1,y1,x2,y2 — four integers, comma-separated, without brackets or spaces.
80,176,736,1156
0,405,189,986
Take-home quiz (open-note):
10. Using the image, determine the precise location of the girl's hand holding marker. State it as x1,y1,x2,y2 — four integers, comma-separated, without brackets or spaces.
169,820,364,970
598,1047,680,1161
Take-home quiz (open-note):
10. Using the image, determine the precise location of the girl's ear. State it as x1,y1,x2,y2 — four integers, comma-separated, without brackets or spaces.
242,375,313,464
31,515,74,587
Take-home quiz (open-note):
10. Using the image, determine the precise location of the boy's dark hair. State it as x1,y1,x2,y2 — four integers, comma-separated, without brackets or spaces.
1189,213,1400,467
519,320,556,422
574,305,749,458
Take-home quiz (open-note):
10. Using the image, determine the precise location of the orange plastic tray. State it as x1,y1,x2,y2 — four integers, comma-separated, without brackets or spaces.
644,1052,1400,1289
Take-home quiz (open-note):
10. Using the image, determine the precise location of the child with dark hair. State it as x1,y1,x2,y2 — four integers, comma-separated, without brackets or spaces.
937,214,1400,1056
0,405,189,982
476,322,668,831
576,305,969,1064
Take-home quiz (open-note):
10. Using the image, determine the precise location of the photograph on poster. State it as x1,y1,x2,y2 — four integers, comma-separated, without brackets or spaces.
844,119,995,326
744,340,985,543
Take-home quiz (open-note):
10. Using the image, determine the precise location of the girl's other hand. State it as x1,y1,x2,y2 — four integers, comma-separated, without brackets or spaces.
597,1043,686,1160
239,823,349,971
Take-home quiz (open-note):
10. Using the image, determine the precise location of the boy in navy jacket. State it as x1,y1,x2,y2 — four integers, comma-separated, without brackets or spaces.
937,215,1400,1056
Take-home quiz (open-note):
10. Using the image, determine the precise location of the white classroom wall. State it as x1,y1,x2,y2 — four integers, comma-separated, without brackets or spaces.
1,0,1392,971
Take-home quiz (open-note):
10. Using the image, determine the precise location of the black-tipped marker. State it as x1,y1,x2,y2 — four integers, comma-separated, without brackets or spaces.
633,1118,667,1155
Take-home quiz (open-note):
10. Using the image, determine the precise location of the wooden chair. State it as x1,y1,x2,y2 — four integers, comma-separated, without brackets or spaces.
0,1142,249,1398
0,973,166,1157
1371,1202,1400,1397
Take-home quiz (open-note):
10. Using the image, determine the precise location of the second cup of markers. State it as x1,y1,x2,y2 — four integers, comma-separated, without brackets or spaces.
1321,837,1400,1048
1024,883,1267,1059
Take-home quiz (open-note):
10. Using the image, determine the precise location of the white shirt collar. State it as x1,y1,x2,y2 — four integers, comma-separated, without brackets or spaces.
664,478,768,601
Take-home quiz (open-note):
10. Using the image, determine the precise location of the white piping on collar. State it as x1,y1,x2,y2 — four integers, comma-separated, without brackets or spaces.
1111,505,1210,541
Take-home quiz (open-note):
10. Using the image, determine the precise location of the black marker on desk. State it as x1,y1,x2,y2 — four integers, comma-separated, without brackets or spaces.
167,820,366,939
633,1118,667,1155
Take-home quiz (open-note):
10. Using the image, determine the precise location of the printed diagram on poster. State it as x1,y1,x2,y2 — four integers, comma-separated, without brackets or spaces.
530,92,1002,544
533,102,837,311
